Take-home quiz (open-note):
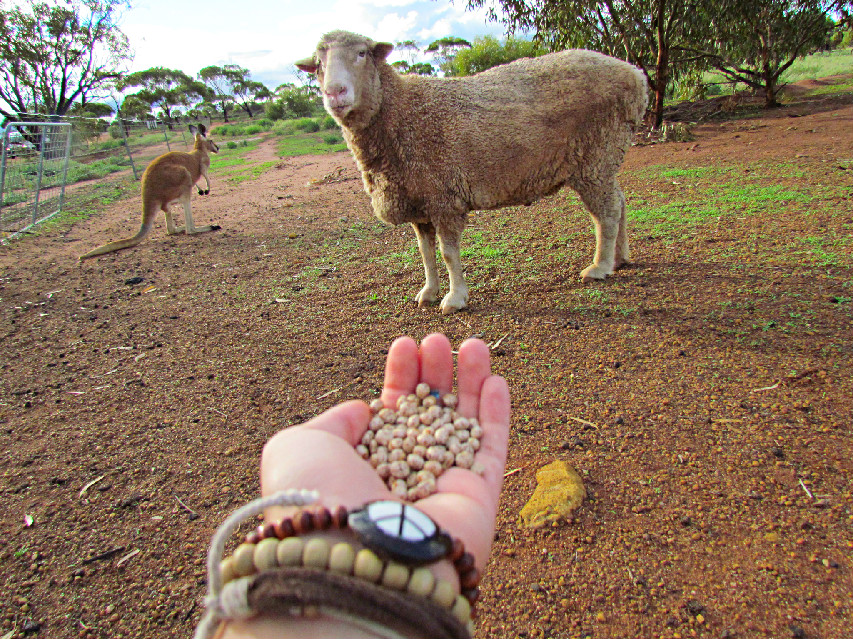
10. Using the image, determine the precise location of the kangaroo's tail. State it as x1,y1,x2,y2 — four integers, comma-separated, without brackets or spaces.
79,201,157,260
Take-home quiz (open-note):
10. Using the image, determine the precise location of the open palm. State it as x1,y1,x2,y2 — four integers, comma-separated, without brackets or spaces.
259,333,511,576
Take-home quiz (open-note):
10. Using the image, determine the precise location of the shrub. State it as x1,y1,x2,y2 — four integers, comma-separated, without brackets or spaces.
227,141,238,149
245,125,262,135
265,101,285,121
293,118,320,133
322,133,343,145
257,118,274,129
320,115,338,130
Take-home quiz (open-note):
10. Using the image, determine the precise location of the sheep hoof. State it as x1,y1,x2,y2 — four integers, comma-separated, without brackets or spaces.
580,265,611,282
440,292,468,315
415,288,439,308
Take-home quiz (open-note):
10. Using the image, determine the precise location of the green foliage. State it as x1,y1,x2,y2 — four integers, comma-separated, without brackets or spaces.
293,117,320,133
447,35,548,76
118,67,210,124
266,84,321,121
0,0,131,119
695,0,839,106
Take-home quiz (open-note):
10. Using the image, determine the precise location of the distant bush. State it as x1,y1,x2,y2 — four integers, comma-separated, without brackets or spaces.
293,117,320,133
322,133,343,145
227,141,238,149
257,118,274,128
320,115,338,130
245,125,262,135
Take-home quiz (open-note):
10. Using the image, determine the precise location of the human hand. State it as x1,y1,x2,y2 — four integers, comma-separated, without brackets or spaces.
259,332,511,575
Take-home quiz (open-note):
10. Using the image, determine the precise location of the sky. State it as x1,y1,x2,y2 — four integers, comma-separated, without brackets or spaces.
121,0,511,89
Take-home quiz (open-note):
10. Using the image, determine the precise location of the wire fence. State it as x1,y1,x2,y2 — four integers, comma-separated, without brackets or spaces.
1,114,210,241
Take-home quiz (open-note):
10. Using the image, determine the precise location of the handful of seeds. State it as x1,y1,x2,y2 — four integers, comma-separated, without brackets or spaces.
356,382,486,501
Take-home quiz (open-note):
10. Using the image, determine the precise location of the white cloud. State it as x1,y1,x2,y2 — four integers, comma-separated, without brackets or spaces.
121,0,509,87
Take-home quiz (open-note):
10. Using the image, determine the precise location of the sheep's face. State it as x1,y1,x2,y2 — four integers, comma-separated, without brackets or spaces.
297,32,393,128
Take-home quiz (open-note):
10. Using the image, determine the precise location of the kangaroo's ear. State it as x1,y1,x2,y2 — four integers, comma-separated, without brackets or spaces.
189,124,198,136
295,57,318,74
197,123,207,136
373,42,393,62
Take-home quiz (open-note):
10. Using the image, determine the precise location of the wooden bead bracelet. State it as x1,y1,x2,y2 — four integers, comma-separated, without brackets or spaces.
237,502,481,607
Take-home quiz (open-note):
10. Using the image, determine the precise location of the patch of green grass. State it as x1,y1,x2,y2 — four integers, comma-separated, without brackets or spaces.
623,161,846,245
276,133,348,157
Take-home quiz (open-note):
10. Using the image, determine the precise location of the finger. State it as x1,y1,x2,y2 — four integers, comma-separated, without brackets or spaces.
473,374,511,506
292,400,372,445
436,374,510,511
380,335,418,408
455,338,493,417
417,333,453,395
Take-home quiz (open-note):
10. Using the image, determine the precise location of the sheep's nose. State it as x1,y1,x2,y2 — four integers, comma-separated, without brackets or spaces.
325,85,348,101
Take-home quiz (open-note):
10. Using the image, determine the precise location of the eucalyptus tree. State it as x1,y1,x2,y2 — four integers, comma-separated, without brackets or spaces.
426,36,473,74
117,67,210,127
230,72,271,119
0,0,131,121
198,65,238,122
447,34,547,76
694,0,850,106
465,0,714,127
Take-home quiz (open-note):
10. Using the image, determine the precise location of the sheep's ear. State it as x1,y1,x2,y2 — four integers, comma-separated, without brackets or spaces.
296,57,318,74
373,42,393,62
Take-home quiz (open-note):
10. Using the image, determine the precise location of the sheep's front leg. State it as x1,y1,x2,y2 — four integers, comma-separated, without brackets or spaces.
412,222,440,307
437,229,469,315
579,180,628,282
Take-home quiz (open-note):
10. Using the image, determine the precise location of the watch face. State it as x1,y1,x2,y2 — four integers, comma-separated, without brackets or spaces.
349,500,453,565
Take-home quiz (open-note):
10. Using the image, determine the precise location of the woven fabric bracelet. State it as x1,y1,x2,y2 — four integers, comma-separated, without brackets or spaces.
195,490,476,639
243,567,471,639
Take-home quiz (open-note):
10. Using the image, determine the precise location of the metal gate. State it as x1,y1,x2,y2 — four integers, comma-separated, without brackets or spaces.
0,121,73,240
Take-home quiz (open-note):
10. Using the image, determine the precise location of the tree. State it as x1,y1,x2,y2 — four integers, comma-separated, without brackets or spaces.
0,0,131,121
265,83,319,120
447,34,547,76
227,67,271,118
464,0,712,128
118,67,210,127
395,40,421,65
198,65,237,122
426,36,473,74
693,0,849,106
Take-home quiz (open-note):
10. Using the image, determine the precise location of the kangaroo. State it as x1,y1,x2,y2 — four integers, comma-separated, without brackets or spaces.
80,124,221,260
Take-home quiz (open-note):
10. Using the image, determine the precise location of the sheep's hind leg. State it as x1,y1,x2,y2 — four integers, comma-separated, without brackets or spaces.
412,222,440,307
579,180,626,282
437,230,469,315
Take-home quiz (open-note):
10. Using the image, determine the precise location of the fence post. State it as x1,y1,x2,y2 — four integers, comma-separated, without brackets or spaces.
31,126,47,224
119,119,140,180
57,124,73,214
0,129,8,220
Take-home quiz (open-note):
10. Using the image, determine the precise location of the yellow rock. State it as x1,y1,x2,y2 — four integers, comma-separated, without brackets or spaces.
519,460,586,529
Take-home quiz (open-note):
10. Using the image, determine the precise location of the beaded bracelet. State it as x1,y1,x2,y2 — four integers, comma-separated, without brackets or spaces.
194,491,479,639
240,502,481,607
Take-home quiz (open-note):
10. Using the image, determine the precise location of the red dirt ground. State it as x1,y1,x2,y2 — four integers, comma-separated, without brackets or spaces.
1,86,851,639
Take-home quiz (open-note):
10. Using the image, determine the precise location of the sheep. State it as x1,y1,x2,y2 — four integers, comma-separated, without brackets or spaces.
296,30,648,314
